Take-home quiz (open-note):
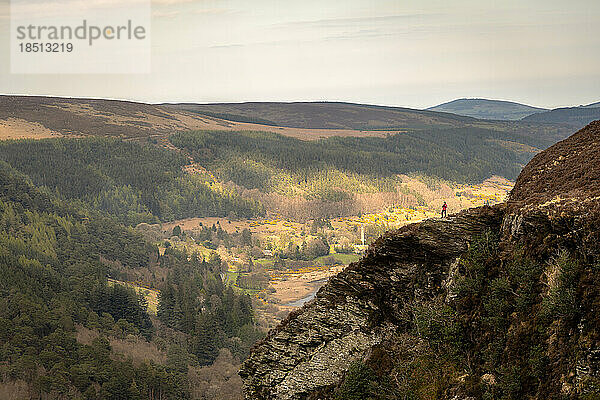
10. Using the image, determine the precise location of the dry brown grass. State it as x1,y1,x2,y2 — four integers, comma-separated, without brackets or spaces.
509,120,600,209
0,118,61,140
188,349,243,400
109,336,166,366
75,326,167,366
75,324,100,345
0,380,30,400
0,96,390,143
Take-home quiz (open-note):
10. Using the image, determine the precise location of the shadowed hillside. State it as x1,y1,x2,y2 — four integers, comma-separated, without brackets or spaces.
509,120,600,208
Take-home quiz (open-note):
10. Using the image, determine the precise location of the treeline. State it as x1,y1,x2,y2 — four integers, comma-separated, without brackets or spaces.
170,128,535,189
187,222,255,250
272,236,330,261
0,138,264,225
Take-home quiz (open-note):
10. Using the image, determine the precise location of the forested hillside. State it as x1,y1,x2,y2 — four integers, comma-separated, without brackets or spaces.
0,127,545,224
170,127,540,187
0,163,262,399
0,138,264,225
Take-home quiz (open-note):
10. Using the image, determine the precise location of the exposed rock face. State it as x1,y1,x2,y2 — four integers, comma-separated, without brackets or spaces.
241,208,504,399
241,121,600,400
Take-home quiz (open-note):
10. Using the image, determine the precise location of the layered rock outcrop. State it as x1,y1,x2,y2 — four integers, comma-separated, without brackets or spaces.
241,207,503,399
241,121,600,399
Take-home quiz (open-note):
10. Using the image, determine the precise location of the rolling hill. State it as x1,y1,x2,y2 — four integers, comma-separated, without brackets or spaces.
163,101,574,148
521,105,600,128
163,101,478,130
0,96,392,141
163,101,565,137
0,96,573,146
427,98,548,120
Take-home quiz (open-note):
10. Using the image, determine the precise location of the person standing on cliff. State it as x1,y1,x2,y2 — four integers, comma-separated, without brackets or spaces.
441,201,447,218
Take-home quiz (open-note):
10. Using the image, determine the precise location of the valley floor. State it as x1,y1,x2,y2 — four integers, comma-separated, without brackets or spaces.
151,176,513,329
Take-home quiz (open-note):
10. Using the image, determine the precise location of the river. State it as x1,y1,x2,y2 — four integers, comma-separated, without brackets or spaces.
283,277,329,307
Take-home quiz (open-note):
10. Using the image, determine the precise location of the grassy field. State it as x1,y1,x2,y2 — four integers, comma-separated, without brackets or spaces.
108,278,160,315
314,253,360,265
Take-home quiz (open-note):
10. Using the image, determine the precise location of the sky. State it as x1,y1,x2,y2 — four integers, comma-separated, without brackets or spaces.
0,0,599,109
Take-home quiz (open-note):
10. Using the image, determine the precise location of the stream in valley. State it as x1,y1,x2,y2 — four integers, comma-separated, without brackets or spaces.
283,277,329,307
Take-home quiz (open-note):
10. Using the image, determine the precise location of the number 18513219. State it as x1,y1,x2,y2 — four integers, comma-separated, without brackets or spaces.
19,43,74,52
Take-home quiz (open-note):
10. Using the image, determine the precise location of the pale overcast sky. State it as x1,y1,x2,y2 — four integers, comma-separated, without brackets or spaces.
0,0,599,108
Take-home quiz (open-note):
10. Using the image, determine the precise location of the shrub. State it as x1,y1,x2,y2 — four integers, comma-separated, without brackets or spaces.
335,361,395,400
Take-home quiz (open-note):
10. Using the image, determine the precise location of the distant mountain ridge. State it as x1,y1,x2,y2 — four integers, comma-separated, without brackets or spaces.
162,100,572,145
0,95,575,148
164,101,477,130
522,104,600,128
2,95,569,143
427,98,548,120
428,97,600,128
582,101,600,108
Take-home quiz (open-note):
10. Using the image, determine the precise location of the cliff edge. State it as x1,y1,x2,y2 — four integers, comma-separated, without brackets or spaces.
241,121,600,399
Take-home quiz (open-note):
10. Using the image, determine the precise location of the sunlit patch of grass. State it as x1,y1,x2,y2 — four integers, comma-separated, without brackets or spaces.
108,278,160,315
314,253,360,265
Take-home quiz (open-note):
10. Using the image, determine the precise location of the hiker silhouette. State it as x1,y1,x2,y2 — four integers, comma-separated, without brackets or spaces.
441,202,447,218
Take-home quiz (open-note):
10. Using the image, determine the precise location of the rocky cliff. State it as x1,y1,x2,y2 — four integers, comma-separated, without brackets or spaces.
241,121,600,399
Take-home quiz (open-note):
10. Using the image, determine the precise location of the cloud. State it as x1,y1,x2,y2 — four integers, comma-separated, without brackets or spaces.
10,0,149,18
152,0,214,5
192,8,228,14
210,43,245,49
0,4,8,20
152,7,229,18
209,37,299,49
261,13,443,43
276,14,441,29
152,0,193,4
152,9,180,18
321,29,397,42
